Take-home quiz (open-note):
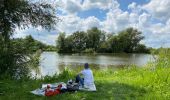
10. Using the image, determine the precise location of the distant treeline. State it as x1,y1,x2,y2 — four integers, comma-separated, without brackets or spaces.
12,35,56,53
56,27,151,53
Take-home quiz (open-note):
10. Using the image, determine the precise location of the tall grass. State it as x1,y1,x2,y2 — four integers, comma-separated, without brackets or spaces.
27,49,42,78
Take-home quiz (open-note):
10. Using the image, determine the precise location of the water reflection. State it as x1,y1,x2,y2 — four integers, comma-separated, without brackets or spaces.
39,52,154,76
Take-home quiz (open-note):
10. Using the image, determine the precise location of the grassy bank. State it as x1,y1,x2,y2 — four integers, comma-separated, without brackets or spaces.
0,50,170,100
0,66,170,100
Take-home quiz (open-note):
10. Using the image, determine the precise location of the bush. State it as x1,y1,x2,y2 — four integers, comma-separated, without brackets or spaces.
82,48,95,53
0,40,42,79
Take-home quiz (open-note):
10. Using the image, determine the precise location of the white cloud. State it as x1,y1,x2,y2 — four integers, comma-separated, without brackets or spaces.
57,0,82,14
82,16,101,30
128,2,137,9
142,0,170,21
82,0,113,10
149,19,170,35
56,15,82,33
102,4,139,33
56,15,101,33
102,10,129,32
128,2,142,14
161,19,170,34
138,13,151,29
13,0,170,48
57,0,114,14
65,0,82,14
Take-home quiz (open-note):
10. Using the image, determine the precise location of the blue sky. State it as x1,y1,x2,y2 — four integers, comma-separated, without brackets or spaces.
118,0,149,10
77,8,108,21
14,0,170,48
78,0,149,20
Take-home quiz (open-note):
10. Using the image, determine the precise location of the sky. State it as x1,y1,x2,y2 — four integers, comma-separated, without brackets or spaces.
14,0,170,48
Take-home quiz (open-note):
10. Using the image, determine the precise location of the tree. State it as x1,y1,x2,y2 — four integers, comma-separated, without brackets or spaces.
71,31,87,53
12,35,54,52
108,36,123,53
87,27,103,51
0,0,58,78
1,0,57,42
56,33,66,53
98,41,110,53
55,27,149,54
117,28,144,53
135,44,150,53
24,35,35,52
64,35,73,53
97,32,109,53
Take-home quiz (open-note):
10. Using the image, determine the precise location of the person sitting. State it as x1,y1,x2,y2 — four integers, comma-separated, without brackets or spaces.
75,63,96,91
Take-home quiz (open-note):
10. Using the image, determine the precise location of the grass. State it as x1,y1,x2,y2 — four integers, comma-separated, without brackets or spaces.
0,66,170,100
0,49,170,100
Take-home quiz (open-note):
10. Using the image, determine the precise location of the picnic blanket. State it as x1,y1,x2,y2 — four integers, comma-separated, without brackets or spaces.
79,83,97,91
31,82,96,96
30,82,66,96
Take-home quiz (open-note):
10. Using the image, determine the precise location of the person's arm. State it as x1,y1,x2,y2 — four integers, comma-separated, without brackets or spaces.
77,70,84,75
77,72,82,75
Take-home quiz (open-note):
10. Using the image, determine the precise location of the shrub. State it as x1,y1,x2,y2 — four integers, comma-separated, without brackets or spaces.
82,48,95,53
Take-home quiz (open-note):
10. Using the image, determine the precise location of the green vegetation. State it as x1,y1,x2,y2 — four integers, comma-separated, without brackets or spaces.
56,27,150,53
0,0,170,99
0,0,57,78
0,49,170,99
12,35,56,53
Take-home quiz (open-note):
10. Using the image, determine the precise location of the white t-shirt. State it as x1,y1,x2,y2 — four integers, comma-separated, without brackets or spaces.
81,68,94,86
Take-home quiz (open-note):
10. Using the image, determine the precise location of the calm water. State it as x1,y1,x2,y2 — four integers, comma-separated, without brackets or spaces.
37,52,154,76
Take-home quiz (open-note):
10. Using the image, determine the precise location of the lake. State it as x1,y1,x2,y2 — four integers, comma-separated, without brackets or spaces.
35,52,154,77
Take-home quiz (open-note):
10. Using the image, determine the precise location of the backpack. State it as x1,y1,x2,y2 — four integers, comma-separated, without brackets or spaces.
66,80,79,92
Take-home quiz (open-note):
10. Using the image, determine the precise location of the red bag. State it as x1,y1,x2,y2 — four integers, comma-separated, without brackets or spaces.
45,84,62,96
45,89,54,96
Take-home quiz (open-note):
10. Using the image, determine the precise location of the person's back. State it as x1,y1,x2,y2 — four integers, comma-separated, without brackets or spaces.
81,68,94,86
76,63,96,91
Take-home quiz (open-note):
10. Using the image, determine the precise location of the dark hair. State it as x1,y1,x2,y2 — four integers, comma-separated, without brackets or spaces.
84,63,89,69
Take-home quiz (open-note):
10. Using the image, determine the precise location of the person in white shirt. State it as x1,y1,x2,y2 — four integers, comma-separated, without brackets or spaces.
75,63,95,90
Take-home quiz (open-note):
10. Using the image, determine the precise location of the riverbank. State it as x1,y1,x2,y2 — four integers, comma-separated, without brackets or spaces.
1,49,169,99
0,65,170,99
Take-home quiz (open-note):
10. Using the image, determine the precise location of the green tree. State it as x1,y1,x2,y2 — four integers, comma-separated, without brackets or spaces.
0,0,57,78
63,36,73,53
87,27,103,51
108,36,123,53
98,41,110,53
117,28,144,53
71,31,87,53
55,27,149,54
135,44,150,53
56,33,66,53
97,32,109,53
23,35,48,52
24,35,36,52
12,35,54,52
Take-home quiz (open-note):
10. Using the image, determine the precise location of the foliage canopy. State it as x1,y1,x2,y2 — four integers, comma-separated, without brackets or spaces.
0,0,58,78
56,27,150,53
